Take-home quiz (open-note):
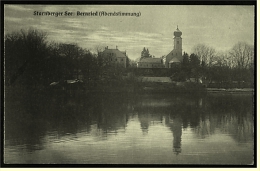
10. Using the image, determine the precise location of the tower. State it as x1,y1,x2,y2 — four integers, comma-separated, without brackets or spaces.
173,26,182,58
165,26,183,68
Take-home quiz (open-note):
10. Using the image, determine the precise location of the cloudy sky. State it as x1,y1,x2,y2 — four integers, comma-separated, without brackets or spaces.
4,5,254,60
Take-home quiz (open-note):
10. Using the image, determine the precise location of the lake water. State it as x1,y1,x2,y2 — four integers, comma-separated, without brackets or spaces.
4,90,254,164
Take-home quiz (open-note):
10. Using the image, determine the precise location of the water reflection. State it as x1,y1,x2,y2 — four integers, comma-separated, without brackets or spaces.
165,114,182,155
4,91,254,164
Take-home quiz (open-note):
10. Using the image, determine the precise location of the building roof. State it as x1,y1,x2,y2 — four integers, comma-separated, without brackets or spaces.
166,49,175,58
169,58,181,63
166,49,182,62
138,58,162,63
102,49,127,58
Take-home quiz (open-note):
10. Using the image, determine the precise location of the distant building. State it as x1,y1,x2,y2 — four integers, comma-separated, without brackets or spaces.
100,46,127,68
165,26,183,68
137,58,164,68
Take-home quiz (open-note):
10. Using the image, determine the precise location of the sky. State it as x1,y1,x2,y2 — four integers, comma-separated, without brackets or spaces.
4,5,255,60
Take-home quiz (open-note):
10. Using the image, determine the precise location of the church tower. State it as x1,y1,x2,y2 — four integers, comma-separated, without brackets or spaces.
165,26,183,68
173,26,182,58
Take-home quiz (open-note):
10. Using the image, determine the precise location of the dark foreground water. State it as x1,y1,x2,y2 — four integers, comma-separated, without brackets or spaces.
4,90,254,164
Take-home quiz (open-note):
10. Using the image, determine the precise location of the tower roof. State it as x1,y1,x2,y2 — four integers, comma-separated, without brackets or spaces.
174,26,182,37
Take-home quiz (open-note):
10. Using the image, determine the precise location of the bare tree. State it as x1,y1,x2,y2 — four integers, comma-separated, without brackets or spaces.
229,42,254,69
94,45,110,67
210,51,230,67
93,45,105,56
192,44,216,66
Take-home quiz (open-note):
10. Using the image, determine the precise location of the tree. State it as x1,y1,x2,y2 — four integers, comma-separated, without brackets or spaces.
182,52,189,67
228,42,254,87
229,42,254,69
46,43,85,80
189,53,201,82
146,48,150,57
140,47,151,60
189,53,200,68
179,52,190,80
80,51,99,85
126,56,130,68
58,43,78,59
94,46,109,68
193,44,216,66
5,28,48,86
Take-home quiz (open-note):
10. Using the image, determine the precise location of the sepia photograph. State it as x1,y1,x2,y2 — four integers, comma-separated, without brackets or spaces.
3,3,255,166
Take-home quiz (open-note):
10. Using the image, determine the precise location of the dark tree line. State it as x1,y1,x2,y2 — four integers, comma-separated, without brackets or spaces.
5,29,131,90
5,29,49,87
170,52,201,82
5,29,254,90
171,50,254,88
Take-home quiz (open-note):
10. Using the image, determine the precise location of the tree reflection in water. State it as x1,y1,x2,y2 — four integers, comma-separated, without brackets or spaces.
4,90,254,164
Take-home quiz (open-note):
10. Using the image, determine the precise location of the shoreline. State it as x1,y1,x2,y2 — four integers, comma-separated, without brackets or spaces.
206,88,254,94
5,85,254,96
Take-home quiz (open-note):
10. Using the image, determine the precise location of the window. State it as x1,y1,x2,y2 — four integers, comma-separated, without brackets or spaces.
115,58,117,61
121,59,123,61
177,41,179,44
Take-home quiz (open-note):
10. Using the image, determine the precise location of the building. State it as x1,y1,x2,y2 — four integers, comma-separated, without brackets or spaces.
100,46,127,68
165,26,183,68
137,58,164,68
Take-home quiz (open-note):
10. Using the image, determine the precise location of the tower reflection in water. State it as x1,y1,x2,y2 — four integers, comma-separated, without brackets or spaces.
166,114,182,155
